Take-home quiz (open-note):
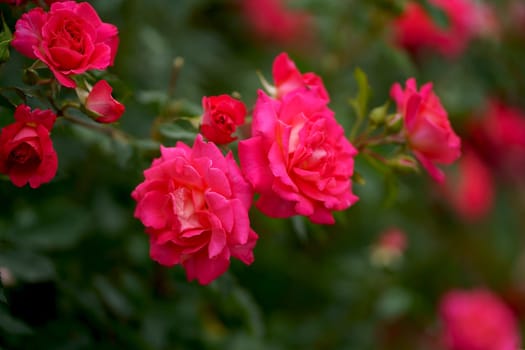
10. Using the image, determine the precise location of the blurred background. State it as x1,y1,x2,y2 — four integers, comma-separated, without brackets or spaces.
1,0,525,349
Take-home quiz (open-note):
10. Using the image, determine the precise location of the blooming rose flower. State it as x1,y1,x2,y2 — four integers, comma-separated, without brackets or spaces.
441,147,494,221
239,89,358,224
11,1,119,88
0,105,57,188
393,0,497,57
240,0,312,45
200,95,246,144
271,52,329,102
469,99,525,182
390,78,461,183
85,80,125,124
439,289,520,350
132,135,258,285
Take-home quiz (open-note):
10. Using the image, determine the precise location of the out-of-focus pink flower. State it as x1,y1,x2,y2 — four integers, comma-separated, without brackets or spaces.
240,0,312,45
370,227,407,267
439,289,520,350
469,99,525,182
85,80,125,124
0,105,57,188
239,88,358,224
11,1,119,88
393,0,497,57
200,95,246,145
390,78,461,183
377,228,407,253
271,52,329,102
132,135,258,285
442,147,494,221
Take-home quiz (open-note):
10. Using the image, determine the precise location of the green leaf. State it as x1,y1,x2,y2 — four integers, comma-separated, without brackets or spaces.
349,68,372,139
0,15,12,63
0,250,55,283
232,286,264,338
158,120,198,142
93,275,133,319
349,68,371,120
291,216,308,243
0,276,6,304
421,0,450,29
0,305,32,335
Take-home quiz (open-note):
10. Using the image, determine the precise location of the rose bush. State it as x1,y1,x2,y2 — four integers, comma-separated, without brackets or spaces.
132,135,258,285
439,289,520,350
390,78,461,183
11,1,119,88
0,104,57,188
199,94,246,144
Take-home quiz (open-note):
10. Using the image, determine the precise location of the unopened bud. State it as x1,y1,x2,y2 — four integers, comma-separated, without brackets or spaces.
388,154,419,173
385,113,403,133
23,68,40,85
369,103,389,125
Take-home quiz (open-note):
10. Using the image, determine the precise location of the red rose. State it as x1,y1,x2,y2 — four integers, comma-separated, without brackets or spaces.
200,95,246,145
390,78,461,183
239,89,358,224
85,80,125,124
132,135,258,285
0,105,58,188
11,1,119,88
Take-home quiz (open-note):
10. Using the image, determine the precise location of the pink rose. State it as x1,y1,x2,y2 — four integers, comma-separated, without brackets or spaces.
85,80,125,124
441,147,494,221
439,289,520,350
11,1,119,88
239,89,358,224
469,99,525,182
390,78,461,183
132,135,258,285
0,105,57,188
200,95,246,145
393,0,496,57
272,52,329,102
240,0,312,45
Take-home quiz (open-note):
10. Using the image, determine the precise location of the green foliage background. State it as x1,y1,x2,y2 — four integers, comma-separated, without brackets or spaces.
1,0,525,349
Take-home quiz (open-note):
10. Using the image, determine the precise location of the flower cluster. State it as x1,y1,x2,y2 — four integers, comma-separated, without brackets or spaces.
132,52,464,284
0,1,124,188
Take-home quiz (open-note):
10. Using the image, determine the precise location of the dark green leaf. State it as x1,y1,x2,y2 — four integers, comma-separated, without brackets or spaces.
0,15,12,63
0,250,55,283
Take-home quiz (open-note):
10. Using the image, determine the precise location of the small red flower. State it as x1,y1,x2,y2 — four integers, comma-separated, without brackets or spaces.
0,105,58,188
390,78,461,183
200,95,246,145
